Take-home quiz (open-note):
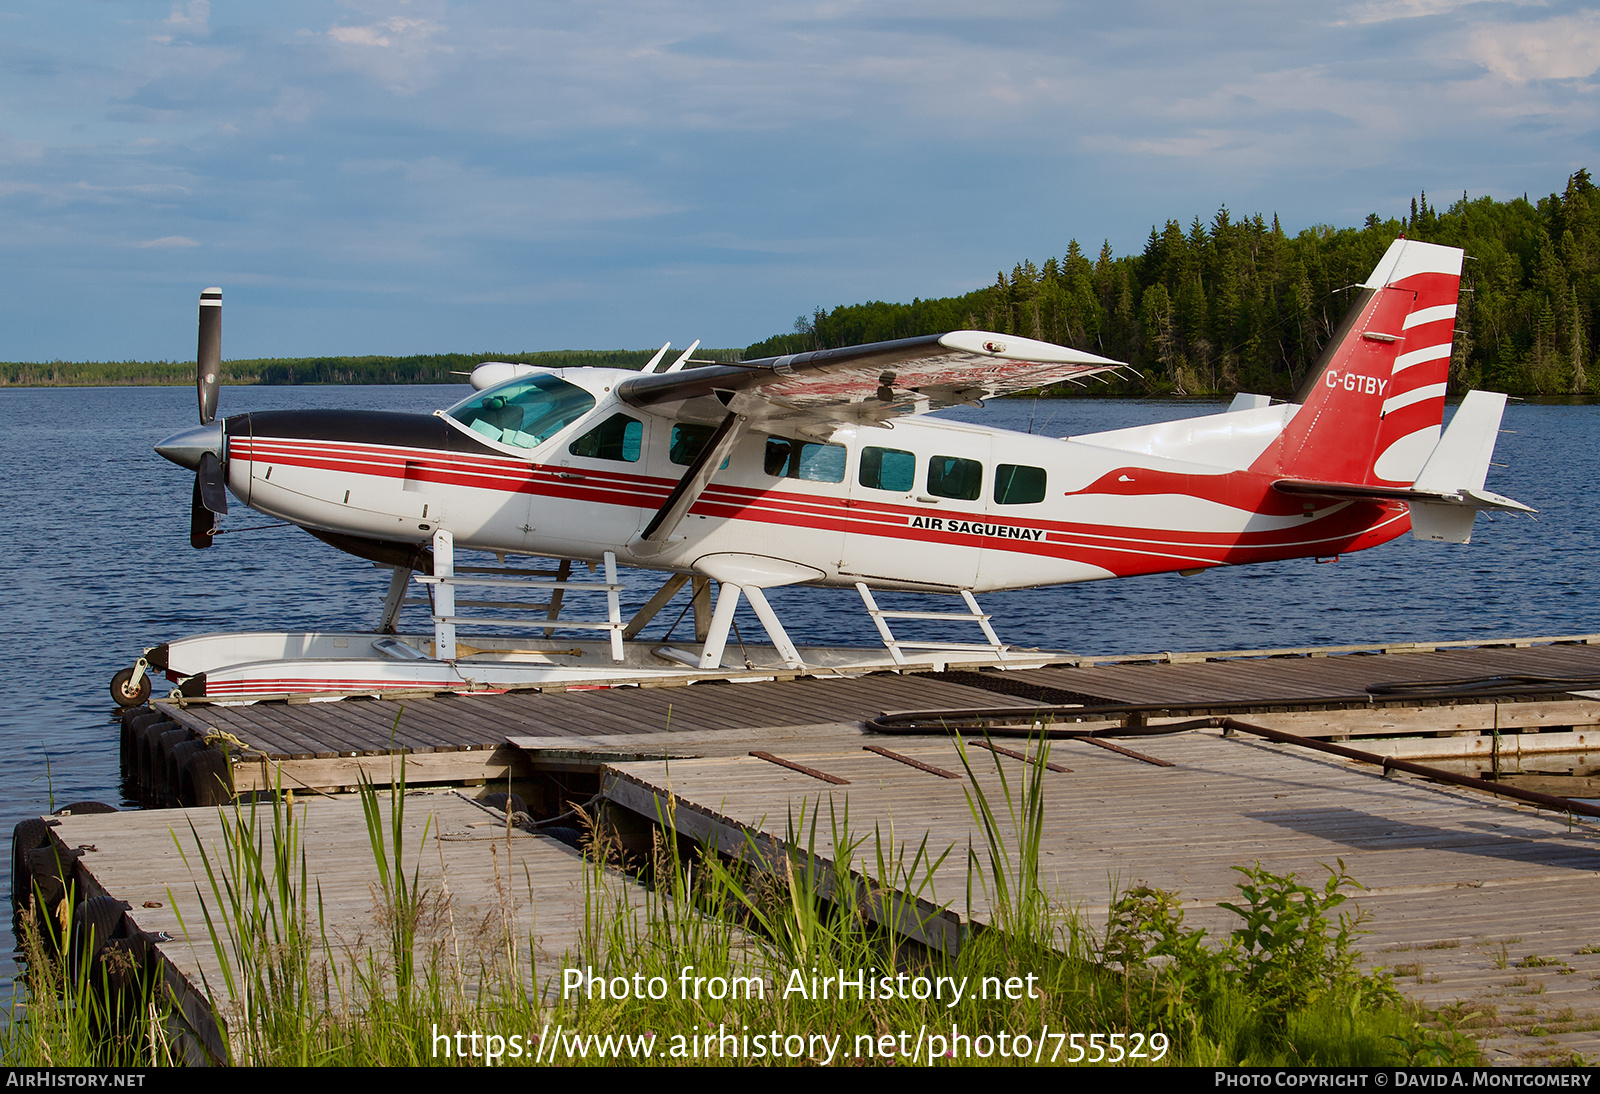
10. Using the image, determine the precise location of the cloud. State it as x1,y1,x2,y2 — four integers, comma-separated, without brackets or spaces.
1100,130,1256,160
325,13,452,94
5,1,1600,359
164,0,210,33
328,17,434,49
332,156,682,241
1336,0,1546,26
268,87,319,125
1467,11,1600,82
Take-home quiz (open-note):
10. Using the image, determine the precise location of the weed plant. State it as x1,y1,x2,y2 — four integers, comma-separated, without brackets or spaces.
3,735,1481,1067
3,896,178,1066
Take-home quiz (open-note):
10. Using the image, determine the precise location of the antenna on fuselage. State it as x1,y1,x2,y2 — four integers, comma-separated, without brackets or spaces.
644,341,672,373
663,340,700,374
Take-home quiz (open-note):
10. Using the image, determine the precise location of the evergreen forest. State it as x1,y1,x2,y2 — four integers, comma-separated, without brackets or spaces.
746,170,1600,399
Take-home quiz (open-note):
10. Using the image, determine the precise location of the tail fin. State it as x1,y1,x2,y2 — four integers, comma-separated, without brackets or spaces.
1251,238,1463,485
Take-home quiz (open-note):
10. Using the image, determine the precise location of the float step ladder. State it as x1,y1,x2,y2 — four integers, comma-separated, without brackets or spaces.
415,530,625,661
854,583,1009,666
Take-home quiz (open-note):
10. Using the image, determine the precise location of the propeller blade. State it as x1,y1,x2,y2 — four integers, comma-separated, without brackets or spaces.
197,287,221,425
190,476,215,549
196,451,228,516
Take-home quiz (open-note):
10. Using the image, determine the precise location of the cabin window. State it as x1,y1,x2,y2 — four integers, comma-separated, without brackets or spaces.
669,424,730,469
994,463,1047,505
445,374,596,450
569,413,642,462
859,446,915,492
927,455,982,501
764,438,846,483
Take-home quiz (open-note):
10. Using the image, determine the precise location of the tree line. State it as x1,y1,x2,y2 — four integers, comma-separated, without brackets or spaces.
0,349,739,388
745,170,1600,398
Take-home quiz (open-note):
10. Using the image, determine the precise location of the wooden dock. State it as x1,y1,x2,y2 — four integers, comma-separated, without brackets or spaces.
135,632,1600,804
596,725,1600,1062
34,792,651,1064
29,632,1600,1064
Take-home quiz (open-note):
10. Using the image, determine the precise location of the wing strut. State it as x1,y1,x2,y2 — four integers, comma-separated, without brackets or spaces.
630,411,747,556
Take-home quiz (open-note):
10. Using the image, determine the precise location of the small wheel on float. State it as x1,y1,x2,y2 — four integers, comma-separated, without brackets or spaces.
109,666,151,708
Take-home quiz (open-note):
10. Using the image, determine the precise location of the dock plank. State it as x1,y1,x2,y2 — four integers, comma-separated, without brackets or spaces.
600,726,1600,1061
164,639,1600,772
47,792,653,1063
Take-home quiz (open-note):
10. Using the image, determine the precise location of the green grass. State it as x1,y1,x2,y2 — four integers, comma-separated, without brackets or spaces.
4,735,1483,1066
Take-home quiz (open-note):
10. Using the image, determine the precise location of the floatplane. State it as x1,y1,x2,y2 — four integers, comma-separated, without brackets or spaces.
115,238,1530,704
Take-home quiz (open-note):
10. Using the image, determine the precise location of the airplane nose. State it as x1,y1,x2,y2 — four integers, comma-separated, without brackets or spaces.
155,422,223,471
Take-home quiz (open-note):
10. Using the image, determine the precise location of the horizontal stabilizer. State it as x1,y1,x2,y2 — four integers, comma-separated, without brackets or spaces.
1272,478,1525,508
1272,389,1532,545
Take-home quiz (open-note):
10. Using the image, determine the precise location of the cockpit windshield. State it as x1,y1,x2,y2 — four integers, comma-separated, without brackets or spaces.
444,374,596,450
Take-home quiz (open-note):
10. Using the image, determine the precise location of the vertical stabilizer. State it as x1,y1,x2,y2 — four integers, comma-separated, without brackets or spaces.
1251,239,1463,486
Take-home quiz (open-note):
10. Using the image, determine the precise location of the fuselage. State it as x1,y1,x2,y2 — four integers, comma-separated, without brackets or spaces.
220,367,1410,593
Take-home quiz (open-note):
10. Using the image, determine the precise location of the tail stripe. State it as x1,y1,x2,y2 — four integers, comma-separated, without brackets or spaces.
1402,303,1456,330
1393,343,1452,374
1382,382,1447,416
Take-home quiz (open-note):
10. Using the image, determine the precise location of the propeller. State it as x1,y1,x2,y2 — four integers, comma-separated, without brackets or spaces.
156,288,228,548
192,288,226,547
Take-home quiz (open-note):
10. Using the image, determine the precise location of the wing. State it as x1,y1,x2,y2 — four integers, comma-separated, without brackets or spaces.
618,330,1124,555
616,330,1126,433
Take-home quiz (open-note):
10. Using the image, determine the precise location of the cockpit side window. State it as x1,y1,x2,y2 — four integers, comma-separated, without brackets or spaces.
445,375,596,450
570,413,643,462
669,424,730,470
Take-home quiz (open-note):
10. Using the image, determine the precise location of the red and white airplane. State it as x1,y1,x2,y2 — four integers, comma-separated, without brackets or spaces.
134,237,1528,703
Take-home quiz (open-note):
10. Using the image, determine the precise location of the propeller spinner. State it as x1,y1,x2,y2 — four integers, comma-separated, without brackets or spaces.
155,288,228,548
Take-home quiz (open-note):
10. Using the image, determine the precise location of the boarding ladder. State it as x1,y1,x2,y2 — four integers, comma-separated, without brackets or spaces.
854,583,1009,666
411,530,625,661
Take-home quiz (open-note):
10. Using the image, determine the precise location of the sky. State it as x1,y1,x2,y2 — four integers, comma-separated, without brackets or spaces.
2,0,1598,362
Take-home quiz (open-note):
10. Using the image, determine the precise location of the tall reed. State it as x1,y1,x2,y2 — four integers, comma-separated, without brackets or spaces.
5,728,1482,1066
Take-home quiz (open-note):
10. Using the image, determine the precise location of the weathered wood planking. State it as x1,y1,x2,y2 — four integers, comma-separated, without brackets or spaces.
46,792,653,1062
1000,641,1600,707
163,673,1022,762
601,727,1600,1060
157,639,1600,792
226,745,535,795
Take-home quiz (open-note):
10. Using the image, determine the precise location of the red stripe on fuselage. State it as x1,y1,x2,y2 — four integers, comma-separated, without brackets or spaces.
230,437,1411,578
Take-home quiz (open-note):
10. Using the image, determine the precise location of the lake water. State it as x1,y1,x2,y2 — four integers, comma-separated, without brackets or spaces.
1,384,1595,978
